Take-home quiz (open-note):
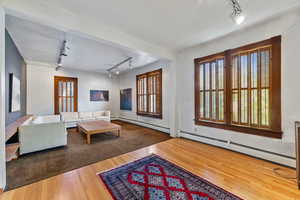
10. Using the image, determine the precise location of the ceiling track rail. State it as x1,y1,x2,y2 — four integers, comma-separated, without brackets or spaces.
107,57,132,72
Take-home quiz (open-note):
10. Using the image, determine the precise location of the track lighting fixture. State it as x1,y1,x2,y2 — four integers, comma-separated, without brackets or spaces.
106,57,133,77
56,40,70,71
61,40,69,56
229,0,245,25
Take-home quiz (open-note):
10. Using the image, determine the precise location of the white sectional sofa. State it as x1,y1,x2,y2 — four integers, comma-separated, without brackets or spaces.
61,111,110,128
19,115,67,155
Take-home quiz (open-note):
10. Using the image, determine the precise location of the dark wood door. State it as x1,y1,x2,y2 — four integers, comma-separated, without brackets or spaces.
54,76,78,114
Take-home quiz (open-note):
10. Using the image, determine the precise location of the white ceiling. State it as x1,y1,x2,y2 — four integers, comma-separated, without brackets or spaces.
4,0,299,51
6,15,159,73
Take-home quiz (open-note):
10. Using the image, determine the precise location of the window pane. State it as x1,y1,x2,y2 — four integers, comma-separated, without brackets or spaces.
143,95,147,111
62,97,66,112
149,94,154,112
212,91,216,120
241,55,248,89
139,96,142,111
140,79,143,94
218,59,224,90
232,56,239,89
251,52,258,88
232,90,238,122
200,64,204,90
261,89,270,126
153,94,157,113
70,97,74,112
205,63,210,90
251,89,258,125
261,50,270,88
211,62,216,90
153,77,156,94
59,81,63,96
62,82,67,97
200,91,204,118
205,92,210,119
66,82,70,97
218,91,224,121
241,89,248,123
143,78,147,94
67,97,71,112
59,97,62,112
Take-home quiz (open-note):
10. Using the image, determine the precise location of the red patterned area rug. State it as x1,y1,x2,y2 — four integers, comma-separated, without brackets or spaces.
98,154,242,200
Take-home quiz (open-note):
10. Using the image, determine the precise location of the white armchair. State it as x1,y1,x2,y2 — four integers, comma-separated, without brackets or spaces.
19,115,67,155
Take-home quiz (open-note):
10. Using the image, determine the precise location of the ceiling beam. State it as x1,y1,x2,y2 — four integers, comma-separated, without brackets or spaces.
2,2,175,60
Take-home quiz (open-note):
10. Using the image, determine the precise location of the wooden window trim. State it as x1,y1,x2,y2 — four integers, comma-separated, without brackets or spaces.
194,36,282,139
136,69,162,119
54,76,78,114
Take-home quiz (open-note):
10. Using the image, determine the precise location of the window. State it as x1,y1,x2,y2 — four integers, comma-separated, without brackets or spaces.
198,54,225,122
195,36,282,138
136,69,162,118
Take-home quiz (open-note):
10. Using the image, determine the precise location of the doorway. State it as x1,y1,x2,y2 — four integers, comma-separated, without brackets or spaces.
54,76,78,114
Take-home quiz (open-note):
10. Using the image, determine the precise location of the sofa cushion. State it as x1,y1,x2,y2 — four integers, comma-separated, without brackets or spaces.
93,111,105,118
61,112,79,122
79,112,94,120
33,115,60,124
95,116,109,121
79,118,95,122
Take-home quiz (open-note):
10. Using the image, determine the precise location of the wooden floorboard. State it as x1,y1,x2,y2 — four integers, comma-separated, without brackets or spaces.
1,138,299,200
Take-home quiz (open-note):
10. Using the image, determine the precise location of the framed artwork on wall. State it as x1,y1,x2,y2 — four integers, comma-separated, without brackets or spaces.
120,88,132,111
9,73,21,112
90,90,109,102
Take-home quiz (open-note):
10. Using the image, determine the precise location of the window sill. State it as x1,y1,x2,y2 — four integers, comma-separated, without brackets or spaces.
195,120,282,139
137,112,162,119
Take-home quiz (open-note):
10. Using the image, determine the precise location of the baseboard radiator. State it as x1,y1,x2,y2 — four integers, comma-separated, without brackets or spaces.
180,130,296,168
114,117,170,134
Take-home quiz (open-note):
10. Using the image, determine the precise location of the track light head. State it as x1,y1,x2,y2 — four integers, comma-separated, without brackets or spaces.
229,0,245,25
232,12,245,25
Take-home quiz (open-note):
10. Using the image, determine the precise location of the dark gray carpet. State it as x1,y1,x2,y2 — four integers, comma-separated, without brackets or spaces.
6,121,170,190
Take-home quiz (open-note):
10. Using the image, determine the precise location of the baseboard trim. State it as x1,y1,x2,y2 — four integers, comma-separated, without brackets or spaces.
115,117,170,134
180,130,227,143
230,141,295,160
180,130,296,168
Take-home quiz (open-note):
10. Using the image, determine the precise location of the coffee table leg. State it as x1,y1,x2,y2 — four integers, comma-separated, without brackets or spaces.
118,129,121,137
87,134,91,144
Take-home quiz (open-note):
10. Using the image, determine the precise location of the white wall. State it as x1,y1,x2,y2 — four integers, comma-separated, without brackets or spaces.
26,62,119,117
117,60,172,133
176,10,300,167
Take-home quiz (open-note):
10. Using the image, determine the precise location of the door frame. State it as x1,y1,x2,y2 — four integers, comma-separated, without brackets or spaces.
54,76,78,114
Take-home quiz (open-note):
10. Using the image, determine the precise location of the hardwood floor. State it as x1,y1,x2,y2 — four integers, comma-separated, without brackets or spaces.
1,138,299,200
6,121,170,190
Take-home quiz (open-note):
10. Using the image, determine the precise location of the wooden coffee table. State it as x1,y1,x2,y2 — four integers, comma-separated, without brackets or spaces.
77,120,121,144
